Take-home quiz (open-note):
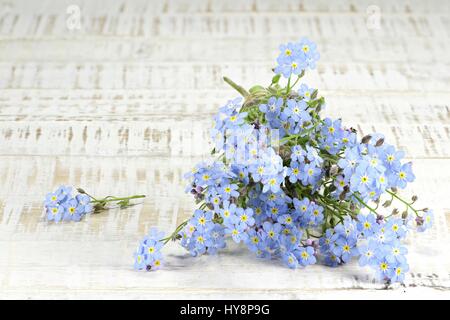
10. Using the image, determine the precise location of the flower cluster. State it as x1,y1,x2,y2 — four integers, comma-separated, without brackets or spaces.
44,186,145,223
275,38,320,78
134,228,165,271
44,186,92,222
135,38,433,284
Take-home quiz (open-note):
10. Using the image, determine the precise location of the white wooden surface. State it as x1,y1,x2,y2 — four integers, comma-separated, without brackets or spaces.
0,0,449,299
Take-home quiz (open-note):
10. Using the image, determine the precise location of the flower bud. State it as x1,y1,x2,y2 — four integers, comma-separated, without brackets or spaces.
401,211,408,219
375,138,384,147
361,135,372,144
416,216,424,226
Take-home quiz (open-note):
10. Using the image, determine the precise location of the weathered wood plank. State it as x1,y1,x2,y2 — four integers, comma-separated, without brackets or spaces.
0,0,449,299
0,62,449,92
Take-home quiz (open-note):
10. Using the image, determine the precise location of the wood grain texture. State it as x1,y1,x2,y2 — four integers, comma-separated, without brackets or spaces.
0,0,449,299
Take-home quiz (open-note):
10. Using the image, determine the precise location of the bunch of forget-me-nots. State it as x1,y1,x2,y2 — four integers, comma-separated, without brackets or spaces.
139,38,430,283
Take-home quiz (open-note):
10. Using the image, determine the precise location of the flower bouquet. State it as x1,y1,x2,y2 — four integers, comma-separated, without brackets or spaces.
134,38,433,283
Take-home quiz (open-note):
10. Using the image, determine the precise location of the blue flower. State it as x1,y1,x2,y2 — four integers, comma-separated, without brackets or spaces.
259,97,283,120
383,240,407,265
63,198,81,221
220,183,239,200
298,84,315,101
385,217,407,238
373,258,393,281
290,145,306,162
245,228,264,252
208,224,226,254
224,216,248,243
262,174,284,193
389,261,409,283
134,227,165,271
319,229,338,252
389,162,415,189
282,252,299,269
295,246,317,266
349,162,374,195
284,99,307,122
235,207,255,228
287,161,302,183
46,205,64,222
358,239,379,267
192,209,214,231
356,213,378,236
299,163,321,187
262,221,282,242
219,200,237,220
416,210,433,232
333,236,358,263
274,38,319,78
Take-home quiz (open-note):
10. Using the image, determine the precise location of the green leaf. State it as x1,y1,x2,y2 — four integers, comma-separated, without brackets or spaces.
271,74,281,85
249,85,265,94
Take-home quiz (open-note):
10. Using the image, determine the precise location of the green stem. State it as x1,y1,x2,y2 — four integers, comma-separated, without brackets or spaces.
353,194,378,216
290,75,302,90
386,190,420,217
286,76,291,93
160,220,189,244
91,195,146,204
223,76,249,98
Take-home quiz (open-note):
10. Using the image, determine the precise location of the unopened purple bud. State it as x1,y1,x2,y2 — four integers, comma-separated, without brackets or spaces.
305,239,313,246
376,214,384,223
416,216,424,226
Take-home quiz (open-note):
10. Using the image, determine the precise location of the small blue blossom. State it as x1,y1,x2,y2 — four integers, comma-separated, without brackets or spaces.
259,97,283,120
295,246,317,266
